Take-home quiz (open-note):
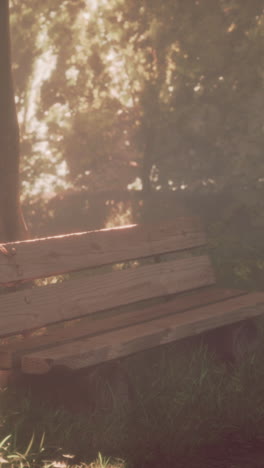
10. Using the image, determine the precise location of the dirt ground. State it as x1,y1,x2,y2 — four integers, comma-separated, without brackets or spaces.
176,438,264,468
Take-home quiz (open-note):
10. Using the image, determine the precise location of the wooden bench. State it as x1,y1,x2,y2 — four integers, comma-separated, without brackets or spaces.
0,217,264,380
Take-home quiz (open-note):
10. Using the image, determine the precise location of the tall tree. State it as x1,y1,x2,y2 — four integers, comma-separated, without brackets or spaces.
0,0,27,242
9,0,264,234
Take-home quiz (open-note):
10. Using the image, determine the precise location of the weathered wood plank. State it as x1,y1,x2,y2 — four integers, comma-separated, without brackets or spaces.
0,218,206,284
0,255,214,337
21,292,264,374
0,287,245,368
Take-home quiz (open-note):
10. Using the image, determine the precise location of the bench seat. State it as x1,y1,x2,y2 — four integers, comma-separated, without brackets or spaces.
0,218,263,375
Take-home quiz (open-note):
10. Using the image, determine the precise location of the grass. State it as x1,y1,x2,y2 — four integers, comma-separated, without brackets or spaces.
0,432,124,468
1,324,264,468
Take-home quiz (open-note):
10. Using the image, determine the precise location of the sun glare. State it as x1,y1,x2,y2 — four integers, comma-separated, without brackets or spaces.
20,0,130,199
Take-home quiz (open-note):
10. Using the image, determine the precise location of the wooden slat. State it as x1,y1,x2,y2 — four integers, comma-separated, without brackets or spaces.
21,292,264,374
0,218,206,284
0,287,246,369
0,255,214,337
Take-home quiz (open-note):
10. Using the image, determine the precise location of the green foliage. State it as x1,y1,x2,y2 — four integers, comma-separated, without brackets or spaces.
2,335,264,467
0,433,45,467
12,0,263,198
0,428,124,467
10,0,264,284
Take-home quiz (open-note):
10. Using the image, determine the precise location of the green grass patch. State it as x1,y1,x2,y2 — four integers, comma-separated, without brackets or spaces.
1,328,264,467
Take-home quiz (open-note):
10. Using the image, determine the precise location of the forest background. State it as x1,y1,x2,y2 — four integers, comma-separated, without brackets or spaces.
7,0,264,290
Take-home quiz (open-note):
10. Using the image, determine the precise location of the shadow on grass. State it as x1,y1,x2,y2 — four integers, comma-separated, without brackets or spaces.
1,320,264,467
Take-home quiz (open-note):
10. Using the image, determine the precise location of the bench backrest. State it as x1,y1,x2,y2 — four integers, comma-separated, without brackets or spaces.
0,217,215,338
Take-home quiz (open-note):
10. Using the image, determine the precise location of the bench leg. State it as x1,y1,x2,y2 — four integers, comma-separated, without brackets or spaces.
14,361,135,413
0,369,14,388
227,319,259,363
205,319,259,363
85,361,135,412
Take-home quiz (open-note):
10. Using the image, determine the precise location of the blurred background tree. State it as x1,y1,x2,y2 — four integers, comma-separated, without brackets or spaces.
0,0,27,241
9,0,264,287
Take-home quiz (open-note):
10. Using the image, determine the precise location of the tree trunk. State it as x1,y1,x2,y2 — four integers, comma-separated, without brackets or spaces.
0,0,27,242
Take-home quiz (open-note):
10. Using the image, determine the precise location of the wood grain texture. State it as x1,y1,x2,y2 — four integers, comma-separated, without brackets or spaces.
0,218,206,284
21,292,264,374
0,255,215,337
0,287,245,369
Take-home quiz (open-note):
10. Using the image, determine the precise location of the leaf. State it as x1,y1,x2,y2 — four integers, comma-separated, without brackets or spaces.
23,433,35,457
0,435,11,449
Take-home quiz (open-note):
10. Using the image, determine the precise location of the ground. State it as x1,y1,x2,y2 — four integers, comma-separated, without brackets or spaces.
178,438,264,468
2,325,264,468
